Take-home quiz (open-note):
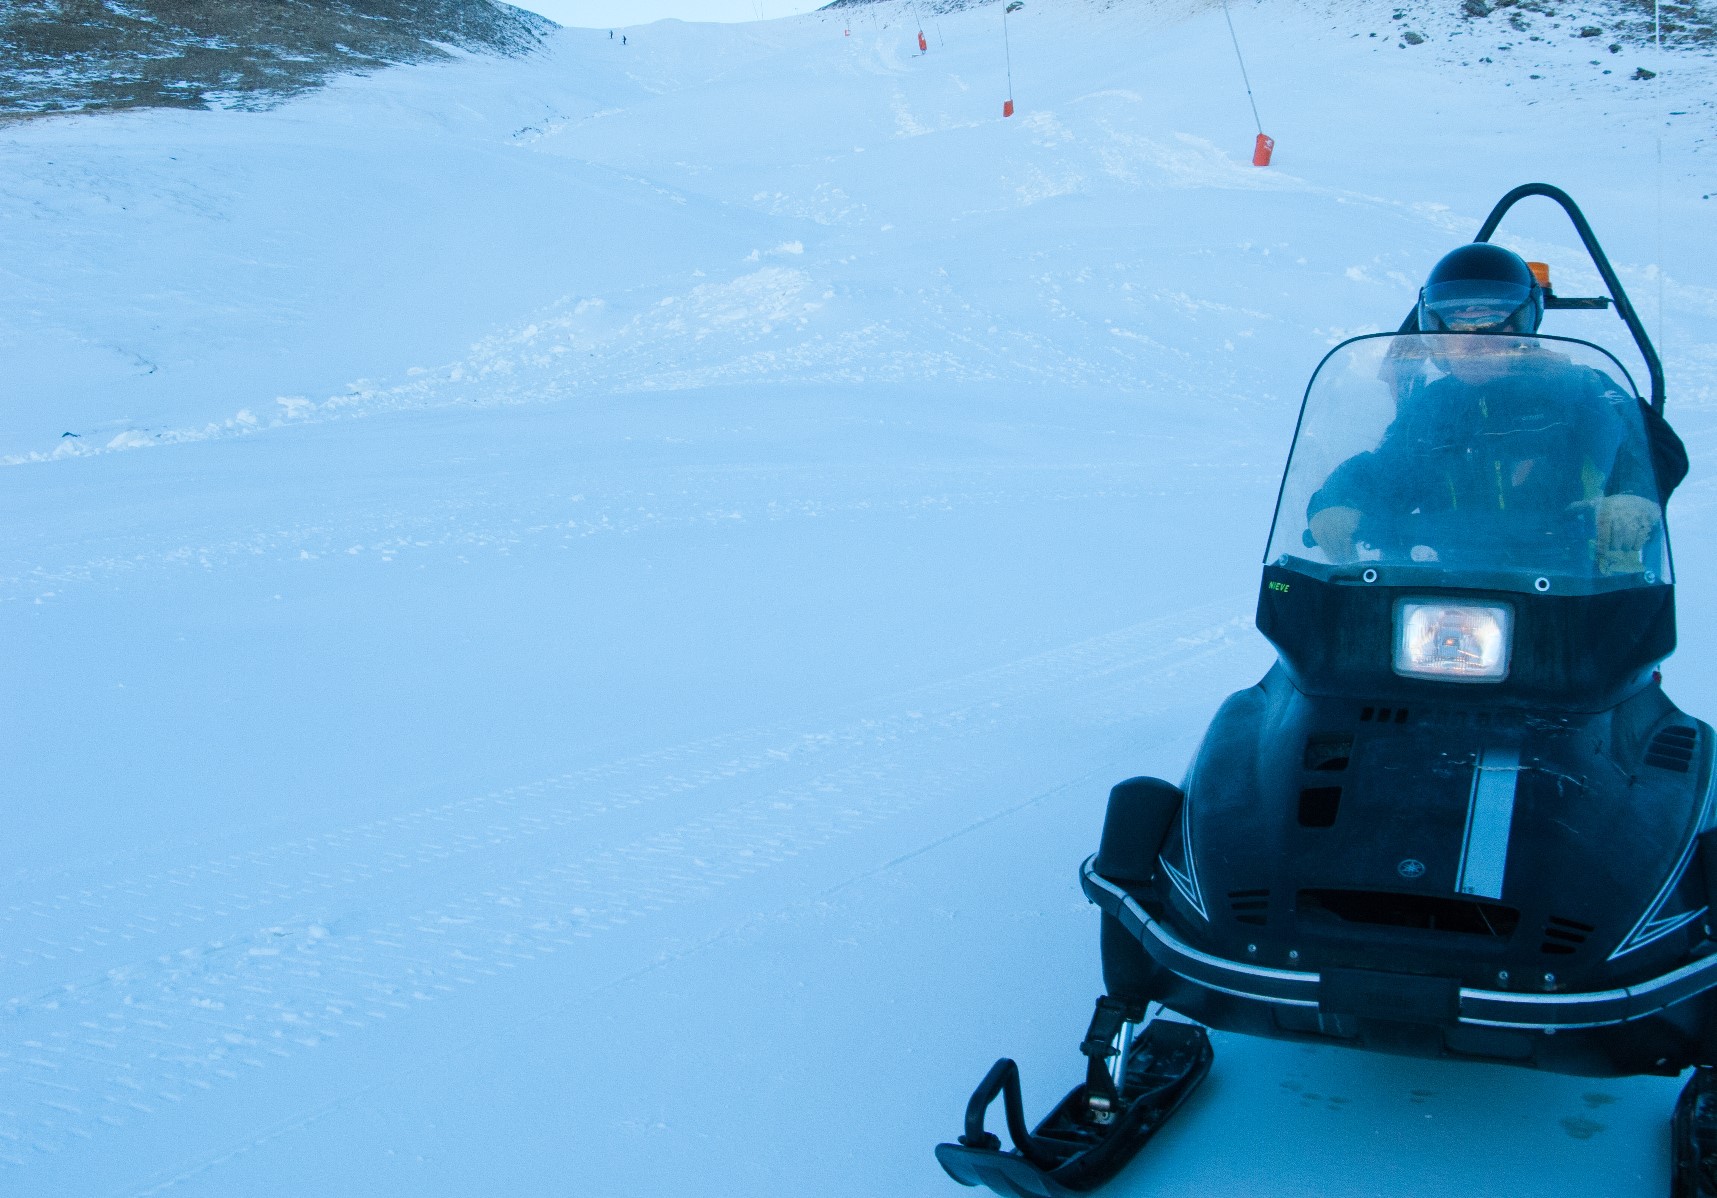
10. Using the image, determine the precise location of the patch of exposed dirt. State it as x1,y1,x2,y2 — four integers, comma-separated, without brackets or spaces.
0,0,556,118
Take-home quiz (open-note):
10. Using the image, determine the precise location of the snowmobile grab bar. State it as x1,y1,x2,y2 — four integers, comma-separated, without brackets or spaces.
1401,183,1666,413
1475,183,1665,413
958,1058,1060,1171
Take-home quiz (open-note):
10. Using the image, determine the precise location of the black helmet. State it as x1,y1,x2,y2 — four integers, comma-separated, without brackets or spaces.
1417,243,1544,334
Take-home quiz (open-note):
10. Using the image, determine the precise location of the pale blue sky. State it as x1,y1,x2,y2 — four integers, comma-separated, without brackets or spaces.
512,0,827,27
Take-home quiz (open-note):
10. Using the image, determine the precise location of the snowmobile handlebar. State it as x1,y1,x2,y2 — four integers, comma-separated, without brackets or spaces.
1400,184,1667,414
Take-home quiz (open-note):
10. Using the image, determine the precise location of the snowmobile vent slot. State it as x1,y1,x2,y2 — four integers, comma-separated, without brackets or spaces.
1297,889,1519,938
1359,706,1410,725
1297,787,1342,828
1228,889,1270,926
1646,726,1699,773
1539,915,1594,955
1303,734,1353,771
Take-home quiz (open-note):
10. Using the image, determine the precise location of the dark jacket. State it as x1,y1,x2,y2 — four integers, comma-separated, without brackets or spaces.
1310,359,1682,538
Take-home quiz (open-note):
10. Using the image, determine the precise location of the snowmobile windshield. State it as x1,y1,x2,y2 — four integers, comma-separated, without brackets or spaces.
1265,333,1671,595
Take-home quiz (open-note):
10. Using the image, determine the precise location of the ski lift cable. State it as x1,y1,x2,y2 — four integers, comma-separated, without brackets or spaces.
935,8,946,47
1221,0,1264,136
1654,0,1664,351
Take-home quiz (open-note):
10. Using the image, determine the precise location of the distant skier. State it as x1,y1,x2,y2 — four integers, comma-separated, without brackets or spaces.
1307,243,1687,571
609,30,614,38
623,34,628,45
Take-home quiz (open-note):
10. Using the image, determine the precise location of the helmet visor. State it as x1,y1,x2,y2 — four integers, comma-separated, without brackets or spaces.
1420,279,1537,333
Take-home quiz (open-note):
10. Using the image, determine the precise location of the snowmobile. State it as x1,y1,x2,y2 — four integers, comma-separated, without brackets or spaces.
937,184,1716,1198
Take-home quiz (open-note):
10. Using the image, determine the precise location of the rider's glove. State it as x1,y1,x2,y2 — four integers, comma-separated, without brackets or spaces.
1592,493,1661,575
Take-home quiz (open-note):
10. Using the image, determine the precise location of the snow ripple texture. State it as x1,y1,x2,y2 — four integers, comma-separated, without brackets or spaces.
0,601,1251,1166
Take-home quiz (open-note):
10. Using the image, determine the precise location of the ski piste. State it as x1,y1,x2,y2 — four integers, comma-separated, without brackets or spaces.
937,186,1717,1198
6,2,1715,1195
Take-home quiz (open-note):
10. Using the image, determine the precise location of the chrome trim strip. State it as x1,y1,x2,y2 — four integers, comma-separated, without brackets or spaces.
1136,899,1316,985
1157,801,1208,921
1631,907,1709,949
1459,987,1630,1007
1457,746,1518,901
1456,1015,1634,1031
1158,854,1204,922
1194,979,1321,1009
1080,855,1717,1031
1082,860,1315,984
1179,801,1208,919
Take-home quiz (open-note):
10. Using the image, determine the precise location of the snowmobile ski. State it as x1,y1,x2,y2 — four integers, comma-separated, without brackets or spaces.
935,1000,1212,1198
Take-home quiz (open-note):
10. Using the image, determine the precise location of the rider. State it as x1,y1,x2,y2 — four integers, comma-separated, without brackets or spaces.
1307,243,1688,573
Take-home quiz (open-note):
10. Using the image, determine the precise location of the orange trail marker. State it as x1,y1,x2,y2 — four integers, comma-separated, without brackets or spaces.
1223,0,1272,165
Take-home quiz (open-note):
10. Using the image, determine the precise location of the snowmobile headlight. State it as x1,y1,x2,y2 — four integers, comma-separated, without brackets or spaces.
1394,601,1513,682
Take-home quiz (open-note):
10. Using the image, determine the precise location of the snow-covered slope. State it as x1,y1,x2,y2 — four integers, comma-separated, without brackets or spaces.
2,2,1715,1195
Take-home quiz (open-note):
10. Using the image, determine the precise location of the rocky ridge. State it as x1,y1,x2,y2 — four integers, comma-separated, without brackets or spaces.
0,0,555,120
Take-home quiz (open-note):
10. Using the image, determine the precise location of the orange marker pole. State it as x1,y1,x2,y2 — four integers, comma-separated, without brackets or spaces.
1002,1,1020,117
1223,0,1272,166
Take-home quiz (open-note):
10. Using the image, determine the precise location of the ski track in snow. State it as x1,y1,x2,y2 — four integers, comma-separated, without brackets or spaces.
0,599,1254,1167
15,185,1708,468
0,469,1164,603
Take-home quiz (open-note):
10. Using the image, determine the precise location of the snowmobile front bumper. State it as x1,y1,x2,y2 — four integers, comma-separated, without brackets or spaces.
1082,856,1717,1039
